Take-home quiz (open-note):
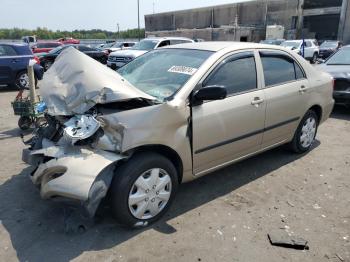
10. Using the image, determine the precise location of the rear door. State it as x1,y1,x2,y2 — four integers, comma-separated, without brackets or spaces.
0,45,18,84
258,50,310,148
192,51,266,175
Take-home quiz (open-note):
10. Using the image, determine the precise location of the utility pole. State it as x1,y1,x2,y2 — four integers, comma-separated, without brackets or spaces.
137,0,141,41
117,23,120,40
153,1,155,14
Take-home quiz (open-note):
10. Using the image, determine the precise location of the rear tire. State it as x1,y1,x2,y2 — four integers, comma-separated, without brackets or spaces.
289,110,318,153
310,53,318,64
110,152,178,228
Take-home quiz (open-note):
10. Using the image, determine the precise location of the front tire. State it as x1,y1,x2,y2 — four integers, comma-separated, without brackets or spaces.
18,116,32,130
290,110,318,153
110,152,178,227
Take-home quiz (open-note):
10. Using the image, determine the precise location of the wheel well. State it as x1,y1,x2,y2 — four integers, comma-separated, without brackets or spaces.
129,145,183,184
309,105,322,122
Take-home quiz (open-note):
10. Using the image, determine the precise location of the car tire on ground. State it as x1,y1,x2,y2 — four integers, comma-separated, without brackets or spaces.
18,116,32,130
311,53,318,64
110,152,178,228
289,110,319,153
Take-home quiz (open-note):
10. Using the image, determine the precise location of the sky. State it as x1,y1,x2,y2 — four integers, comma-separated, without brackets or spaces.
0,0,248,31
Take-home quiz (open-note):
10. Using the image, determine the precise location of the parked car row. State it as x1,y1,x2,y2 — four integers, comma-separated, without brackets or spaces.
261,38,343,64
37,44,108,71
107,37,194,70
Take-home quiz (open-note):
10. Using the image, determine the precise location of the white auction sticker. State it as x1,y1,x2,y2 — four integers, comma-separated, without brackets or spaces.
168,66,198,75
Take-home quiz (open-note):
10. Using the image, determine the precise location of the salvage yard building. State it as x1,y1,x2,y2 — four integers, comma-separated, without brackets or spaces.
145,0,350,43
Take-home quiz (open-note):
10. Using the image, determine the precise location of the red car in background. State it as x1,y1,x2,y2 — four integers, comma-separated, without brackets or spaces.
57,37,80,44
32,42,63,53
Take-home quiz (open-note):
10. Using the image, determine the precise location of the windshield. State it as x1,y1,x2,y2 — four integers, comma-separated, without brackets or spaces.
103,42,115,48
327,48,350,65
118,49,213,101
281,41,301,48
131,40,158,51
320,41,338,49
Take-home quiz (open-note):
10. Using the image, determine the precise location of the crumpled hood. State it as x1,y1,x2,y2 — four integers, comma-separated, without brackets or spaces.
109,49,147,58
316,64,350,79
39,47,155,115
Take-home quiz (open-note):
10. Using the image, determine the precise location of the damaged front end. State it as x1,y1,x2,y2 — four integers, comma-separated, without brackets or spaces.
23,113,127,218
22,47,158,218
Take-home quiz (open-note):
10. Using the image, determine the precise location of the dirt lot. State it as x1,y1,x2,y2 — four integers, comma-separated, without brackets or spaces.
0,89,349,262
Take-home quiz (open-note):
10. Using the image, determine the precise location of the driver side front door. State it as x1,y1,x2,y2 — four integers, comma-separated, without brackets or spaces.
191,51,266,175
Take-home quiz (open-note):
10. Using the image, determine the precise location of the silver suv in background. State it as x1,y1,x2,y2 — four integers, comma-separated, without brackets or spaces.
107,37,194,70
281,39,319,63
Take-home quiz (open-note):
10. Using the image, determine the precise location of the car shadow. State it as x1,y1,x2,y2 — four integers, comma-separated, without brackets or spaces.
331,105,350,121
0,140,320,262
0,128,32,141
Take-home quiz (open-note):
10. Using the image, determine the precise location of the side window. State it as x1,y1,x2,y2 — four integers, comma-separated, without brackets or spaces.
78,46,93,52
0,45,17,56
158,40,170,48
204,52,257,95
294,63,305,79
260,51,305,86
305,41,312,48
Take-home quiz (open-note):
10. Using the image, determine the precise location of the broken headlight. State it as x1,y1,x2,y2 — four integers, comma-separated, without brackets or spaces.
64,115,101,144
63,114,122,152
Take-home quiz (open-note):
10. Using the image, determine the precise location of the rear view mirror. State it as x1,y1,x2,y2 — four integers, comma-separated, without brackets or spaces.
192,85,227,105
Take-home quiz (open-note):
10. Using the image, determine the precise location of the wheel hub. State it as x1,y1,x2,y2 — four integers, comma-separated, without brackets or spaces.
300,117,316,148
128,168,172,220
19,73,29,88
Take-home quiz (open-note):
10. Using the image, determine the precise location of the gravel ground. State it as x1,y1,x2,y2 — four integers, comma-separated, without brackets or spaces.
0,89,349,262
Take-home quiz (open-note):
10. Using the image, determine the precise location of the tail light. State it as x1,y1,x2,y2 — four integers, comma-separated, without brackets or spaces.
33,56,40,64
332,78,335,89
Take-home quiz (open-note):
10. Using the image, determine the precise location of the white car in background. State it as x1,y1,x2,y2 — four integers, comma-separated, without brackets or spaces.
107,37,194,70
281,39,319,64
106,41,137,54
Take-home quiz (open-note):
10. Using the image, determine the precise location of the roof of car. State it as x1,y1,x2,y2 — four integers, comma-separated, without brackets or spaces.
284,39,316,42
163,41,281,52
144,37,193,41
0,42,29,47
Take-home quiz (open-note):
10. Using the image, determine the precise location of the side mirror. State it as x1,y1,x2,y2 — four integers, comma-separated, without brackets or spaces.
317,59,325,64
192,85,227,105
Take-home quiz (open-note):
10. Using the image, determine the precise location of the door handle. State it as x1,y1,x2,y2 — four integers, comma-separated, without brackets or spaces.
11,59,19,63
251,97,264,106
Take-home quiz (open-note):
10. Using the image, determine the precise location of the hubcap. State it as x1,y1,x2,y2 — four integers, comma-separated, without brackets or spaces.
128,168,172,220
18,73,29,88
300,117,316,148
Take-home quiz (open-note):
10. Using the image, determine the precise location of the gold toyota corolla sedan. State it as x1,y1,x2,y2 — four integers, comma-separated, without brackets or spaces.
23,43,334,227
